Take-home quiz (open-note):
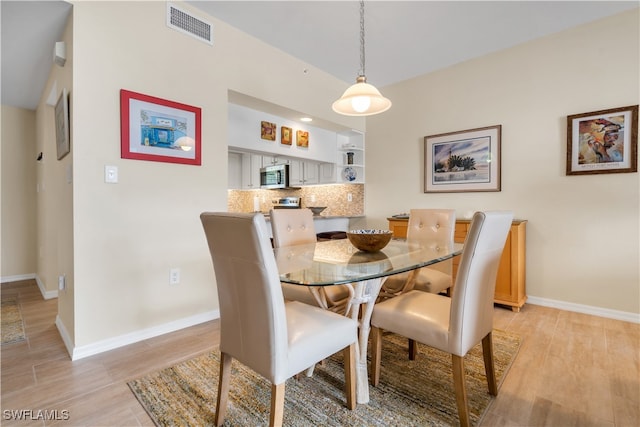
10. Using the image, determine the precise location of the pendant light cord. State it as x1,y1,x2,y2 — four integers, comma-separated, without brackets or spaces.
359,0,366,78
332,0,391,116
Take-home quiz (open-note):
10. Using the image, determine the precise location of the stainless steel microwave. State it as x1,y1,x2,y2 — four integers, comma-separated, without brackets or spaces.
260,164,290,189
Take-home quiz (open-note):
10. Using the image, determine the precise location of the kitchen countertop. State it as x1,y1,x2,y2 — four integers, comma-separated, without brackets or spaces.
261,213,363,220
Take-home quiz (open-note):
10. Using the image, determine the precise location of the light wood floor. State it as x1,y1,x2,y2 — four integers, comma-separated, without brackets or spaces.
2,279,639,426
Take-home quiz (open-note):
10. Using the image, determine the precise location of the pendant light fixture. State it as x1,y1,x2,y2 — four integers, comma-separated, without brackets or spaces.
332,0,391,116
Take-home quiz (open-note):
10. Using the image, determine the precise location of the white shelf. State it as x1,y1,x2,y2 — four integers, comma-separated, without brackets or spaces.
337,131,364,183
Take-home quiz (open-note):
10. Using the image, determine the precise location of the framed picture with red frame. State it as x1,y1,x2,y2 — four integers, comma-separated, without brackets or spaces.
120,89,201,165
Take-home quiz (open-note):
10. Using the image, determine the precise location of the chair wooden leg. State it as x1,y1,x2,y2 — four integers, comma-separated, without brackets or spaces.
482,332,498,395
215,352,232,427
408,338,418,360
269,382,285,427
452,354,470,427
343,343,357,410
370,326,383,386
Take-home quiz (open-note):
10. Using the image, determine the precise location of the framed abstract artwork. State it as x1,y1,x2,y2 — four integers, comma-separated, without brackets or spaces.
296,130,309,147
120,89,201,165
566,105,638,175
281,126,292,145
261,121,276,141
424,125,501,193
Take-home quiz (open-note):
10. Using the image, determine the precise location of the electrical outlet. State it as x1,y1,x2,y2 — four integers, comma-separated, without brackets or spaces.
310,194,316,203
170,268,180,285
347,193,353,202
58,275,66,291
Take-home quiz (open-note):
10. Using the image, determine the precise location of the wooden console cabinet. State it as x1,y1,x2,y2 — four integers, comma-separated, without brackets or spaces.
387,217,527,311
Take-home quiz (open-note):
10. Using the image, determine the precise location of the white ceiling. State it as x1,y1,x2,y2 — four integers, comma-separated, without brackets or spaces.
1,0,72,110
2,1,638,111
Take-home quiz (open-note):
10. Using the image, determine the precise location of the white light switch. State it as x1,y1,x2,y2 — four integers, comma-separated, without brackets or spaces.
105,165,118,183
170,268,180,285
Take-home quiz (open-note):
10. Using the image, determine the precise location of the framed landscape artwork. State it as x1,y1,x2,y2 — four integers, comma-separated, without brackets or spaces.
120,89,201,165
566,105,638,175
424,125,501,193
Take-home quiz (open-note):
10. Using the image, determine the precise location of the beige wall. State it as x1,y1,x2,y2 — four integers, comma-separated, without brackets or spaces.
1,106,37,279
365,9,639,315
4,3,637,358
68,1,363,352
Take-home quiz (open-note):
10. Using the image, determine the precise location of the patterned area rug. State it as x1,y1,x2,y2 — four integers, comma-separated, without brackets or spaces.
1,299,26,345
129,330,521,426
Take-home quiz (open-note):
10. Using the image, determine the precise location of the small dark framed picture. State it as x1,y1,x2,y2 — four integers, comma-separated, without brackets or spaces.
281,126,292,145
55,88,70,160
566,105,638,175
261,121,276,141
296,130,309,147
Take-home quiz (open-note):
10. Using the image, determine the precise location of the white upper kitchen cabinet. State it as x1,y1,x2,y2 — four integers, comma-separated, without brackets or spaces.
289,159,319,186
228,152,242,189
240,153,262,189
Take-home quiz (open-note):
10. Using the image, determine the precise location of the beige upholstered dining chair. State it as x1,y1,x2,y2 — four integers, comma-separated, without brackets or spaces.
370,211,513,427
379,209,456,299
200,212,357,427
270,208,352,314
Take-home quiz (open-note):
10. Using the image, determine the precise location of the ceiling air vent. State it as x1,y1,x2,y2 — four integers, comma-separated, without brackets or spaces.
166,3,213,45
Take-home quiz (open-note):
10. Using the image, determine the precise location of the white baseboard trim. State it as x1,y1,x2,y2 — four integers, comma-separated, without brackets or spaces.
527,296,640,324
55,315,75,359
0,274,59,300
35,275,58,300
1,273,36,283
70,310,220,361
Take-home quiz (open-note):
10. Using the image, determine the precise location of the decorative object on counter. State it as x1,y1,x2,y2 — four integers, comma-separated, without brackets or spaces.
346,151,355,164
347,229,393,252
342,166,357,182
332,0,391,117
260,121,276,141
424,125,501,193
54,87,70,160
296,130,309,147
280,126,292,145
120,89,201,165
307,206,327,216
566,104,638,176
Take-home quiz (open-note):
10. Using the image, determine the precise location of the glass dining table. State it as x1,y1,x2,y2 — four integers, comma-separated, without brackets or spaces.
274,237,464,404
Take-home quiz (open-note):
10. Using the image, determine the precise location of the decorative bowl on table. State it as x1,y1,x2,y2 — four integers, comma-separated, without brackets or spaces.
346,229,393,252
307,206,327,216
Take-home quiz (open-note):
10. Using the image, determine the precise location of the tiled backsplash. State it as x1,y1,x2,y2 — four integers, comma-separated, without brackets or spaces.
228,184,364,217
